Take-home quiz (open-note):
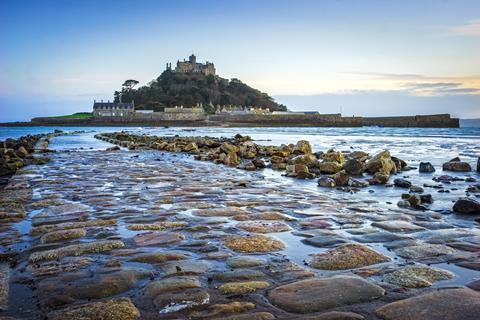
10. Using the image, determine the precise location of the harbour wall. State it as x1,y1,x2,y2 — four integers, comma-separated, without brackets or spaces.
28,113,459,128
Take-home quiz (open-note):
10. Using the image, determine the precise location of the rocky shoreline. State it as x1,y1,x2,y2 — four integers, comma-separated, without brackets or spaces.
0,130,479,319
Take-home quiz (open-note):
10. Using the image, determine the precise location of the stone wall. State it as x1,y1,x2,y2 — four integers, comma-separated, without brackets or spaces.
363,114,459,128
208,114,363,127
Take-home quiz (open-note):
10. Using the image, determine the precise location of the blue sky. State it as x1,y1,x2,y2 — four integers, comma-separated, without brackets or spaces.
1,0,479,121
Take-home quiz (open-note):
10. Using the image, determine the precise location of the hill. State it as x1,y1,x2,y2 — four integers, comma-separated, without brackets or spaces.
114,70,287,113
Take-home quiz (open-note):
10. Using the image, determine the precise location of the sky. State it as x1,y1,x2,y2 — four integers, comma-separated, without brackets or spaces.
0,0,479,121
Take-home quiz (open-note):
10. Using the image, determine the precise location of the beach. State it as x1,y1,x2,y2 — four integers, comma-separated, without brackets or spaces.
1,126,479,319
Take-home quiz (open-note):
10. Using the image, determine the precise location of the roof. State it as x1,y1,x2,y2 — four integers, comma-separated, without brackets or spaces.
93,102,134,110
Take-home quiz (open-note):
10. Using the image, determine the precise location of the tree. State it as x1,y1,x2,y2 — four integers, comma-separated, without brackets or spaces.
122,79,139,90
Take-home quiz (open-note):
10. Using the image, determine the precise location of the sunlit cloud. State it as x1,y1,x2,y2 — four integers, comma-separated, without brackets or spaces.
447,19,480,36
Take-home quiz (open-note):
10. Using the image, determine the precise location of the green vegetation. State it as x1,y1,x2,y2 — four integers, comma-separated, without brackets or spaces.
114,70,287,112
48,112,93,119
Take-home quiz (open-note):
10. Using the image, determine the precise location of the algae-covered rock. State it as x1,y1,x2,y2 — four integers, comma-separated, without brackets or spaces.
224,235,285,253
366,150,394,175
29,240,124,263
293,140,312,154
219,281,270,295
47,297,140,320
127,221,187,231
236,221,291,233
309,244,390,270
384,265,454,288
40,228,86,243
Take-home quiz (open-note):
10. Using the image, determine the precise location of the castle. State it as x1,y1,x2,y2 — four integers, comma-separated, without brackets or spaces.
166,54,216,76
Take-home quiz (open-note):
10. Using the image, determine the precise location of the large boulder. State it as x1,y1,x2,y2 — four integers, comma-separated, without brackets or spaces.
366,150,395,175
223,152,240,166
443,158,472,172
293,140,312,155
343,159,366,175
419,162,435,173
322,150,344,164
453,198,480,214
291,154,317,166
332,170,350,186
269,276,385,314
318,161,343,174
375,288,480,320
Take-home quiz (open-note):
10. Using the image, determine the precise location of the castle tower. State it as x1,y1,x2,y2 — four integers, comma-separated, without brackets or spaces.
189,54,196,65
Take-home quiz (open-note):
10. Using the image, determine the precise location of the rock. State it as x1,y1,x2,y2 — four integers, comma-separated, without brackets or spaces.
189,301,255,319
366,150,394,175
16,146,29,158
384,265,453,288
394,178,412,188
220,312,275,320
28,240,125,263
443,161,472,172
221,143,239,154
161,260,212,276
105,146,121,151
224,235,285,253
332,170,350,186
318,176,336,187
293,140,312,154
407,194,421,207
226,256,265,268
238,160,256,171
420,194,433,204
308,244,390,270
291,154,317,166
477,157,480,172
219,281,270,295
184,142,199,153
40,228,86,243
194,207,247,217
29,219,116,235
127,221,187,230
269,276,385,314
391,156,407,170
453,198,480,214
323,151,344,164
419,162,435,173
154,288,209,313
467,279,480,291
224,152,241,166
133,232,185,246
145,276,201,298
47,298,140,320
409,185,424,193
344,159,366,175
371,221,425,232
294,311,365,320
39,268,150,303
372,172,390,184
319,161,343,174
0,264,10,311
129,252,188,264
394,243,455,260
375,288,480,320
236,221,291,233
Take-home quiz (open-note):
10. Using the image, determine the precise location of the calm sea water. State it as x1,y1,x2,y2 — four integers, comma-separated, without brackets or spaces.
2,126,479,166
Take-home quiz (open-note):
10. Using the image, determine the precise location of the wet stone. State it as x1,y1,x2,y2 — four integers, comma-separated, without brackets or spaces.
226,256,265,268
375,288,480,320
128,251,188,264
394,243,456,260
154,288,210,314
269,276,385,314
161,259,212,275
189,301,255,319
371,221,426,232
133,232,185,246
309,244,390,270
145,276,201,298
40,228,86,243
0,263,10,311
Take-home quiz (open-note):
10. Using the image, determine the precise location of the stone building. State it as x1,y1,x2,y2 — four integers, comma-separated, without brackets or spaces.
167,54,216,76
92,100,134,117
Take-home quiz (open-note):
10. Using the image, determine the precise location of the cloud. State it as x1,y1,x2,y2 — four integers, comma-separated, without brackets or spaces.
347,72,425,80
447,19,480,36
402,82,480,96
